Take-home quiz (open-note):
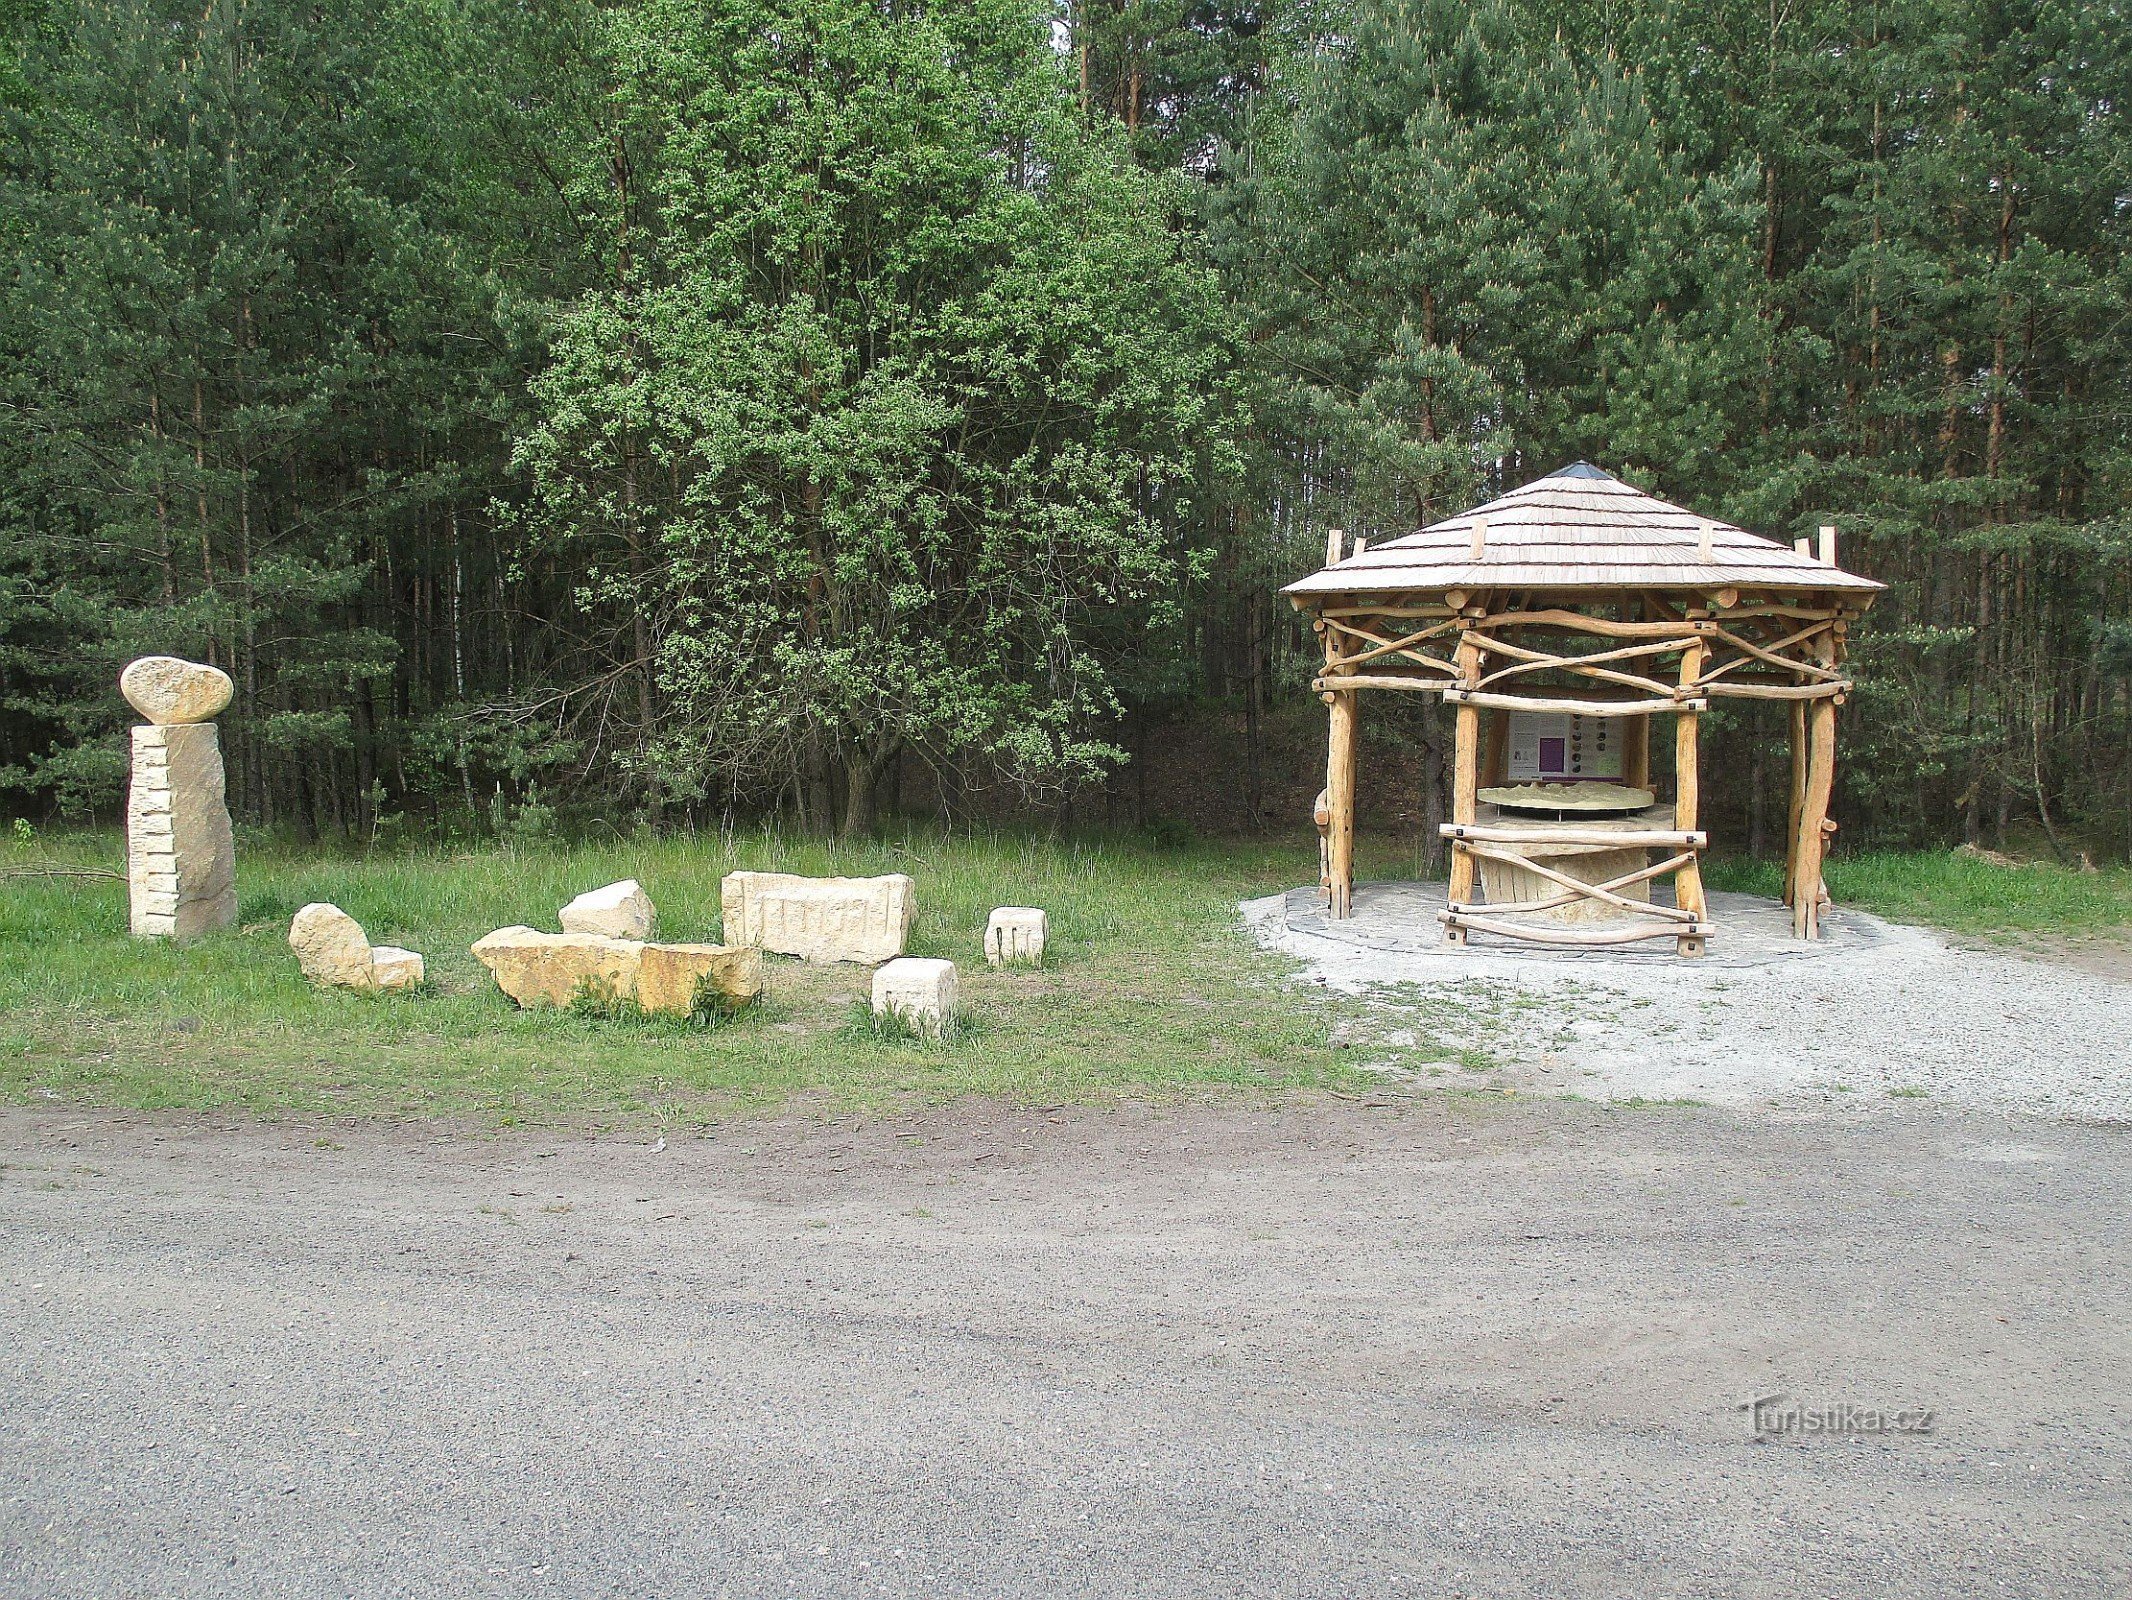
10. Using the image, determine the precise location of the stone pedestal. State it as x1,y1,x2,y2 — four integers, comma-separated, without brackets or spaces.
984,907,1048,966
127,723,236,939
872,958,957,1037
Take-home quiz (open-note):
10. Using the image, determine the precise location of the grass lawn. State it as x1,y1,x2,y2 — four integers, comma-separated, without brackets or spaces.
1705,849,2132,940
1,826,1399,1123
9,823,2122,1126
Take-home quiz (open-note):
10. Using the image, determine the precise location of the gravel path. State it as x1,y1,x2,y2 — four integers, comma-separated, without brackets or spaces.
4,1101,2129,1598
1246,884,2132,1120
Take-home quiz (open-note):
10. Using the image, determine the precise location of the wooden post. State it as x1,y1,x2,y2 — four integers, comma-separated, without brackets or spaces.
1672,636,1708,956
1482,708,1511,787
1790,614,1841,939
1316,549,1357,919
1444,633,1483,945
1325,690,1358,919
1793,703,1836,938
1783,699,1807,907
1793,679,1838,940
1623,716,1651,791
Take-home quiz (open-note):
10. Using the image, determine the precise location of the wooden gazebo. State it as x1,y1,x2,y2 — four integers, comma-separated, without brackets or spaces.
1283,464,1884,955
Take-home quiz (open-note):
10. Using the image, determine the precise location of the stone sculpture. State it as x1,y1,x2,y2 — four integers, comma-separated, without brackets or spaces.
984,907,1047,967
871,957,957,1037
720,871,915,964
288,902,425,992
122,656,237,940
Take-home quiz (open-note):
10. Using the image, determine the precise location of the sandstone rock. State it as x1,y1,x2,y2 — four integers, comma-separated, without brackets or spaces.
369,946,426,992
871,957,957,1037
473,926,644,1009
720,871,915,964
290,903,377,989
128,723,235,939
636,943,762,1016
560,878,654,939
120,656,234,725
984,907,1047,967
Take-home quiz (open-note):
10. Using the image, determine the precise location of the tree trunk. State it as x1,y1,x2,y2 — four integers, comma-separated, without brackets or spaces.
838,736,900,839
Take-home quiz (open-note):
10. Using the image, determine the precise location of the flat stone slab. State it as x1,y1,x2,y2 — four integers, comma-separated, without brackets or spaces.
984,907,1047,966
560,879,654,940
721,871,915,964
474,927,644,1009
637,943,762,1015
473,927,761,1014
872,957,957,1036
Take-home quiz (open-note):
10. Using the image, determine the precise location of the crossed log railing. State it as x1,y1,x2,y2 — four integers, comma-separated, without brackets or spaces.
1310,594,1859,952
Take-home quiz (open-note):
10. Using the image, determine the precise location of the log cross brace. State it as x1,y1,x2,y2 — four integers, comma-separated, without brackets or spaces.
1446,843,1702,923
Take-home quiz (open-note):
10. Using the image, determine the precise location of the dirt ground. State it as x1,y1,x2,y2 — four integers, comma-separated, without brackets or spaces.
4,1095,2128,1598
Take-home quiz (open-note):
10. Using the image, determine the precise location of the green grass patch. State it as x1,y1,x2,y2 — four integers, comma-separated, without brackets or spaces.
0,825,1388,1123
1704,848,2132,939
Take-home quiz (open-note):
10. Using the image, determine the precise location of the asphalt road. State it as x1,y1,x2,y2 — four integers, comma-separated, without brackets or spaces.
3,1098,2127,1598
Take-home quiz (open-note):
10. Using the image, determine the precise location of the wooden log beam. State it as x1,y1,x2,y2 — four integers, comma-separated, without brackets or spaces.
1438,910,1716,946
1441,823,1709,847
1322,615,1463,671
1469,632,1682,698
1703,622,1846,684
1314,673,1455,694
1700,679,1850,701
1472,609,1715,639
1453,844,1700,920
1443,688,1706,716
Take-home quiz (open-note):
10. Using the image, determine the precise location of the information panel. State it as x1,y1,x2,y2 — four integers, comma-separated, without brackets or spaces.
1504,711,1622,782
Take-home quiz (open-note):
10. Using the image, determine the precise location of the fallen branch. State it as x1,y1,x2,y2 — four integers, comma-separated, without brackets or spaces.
1,865,124,882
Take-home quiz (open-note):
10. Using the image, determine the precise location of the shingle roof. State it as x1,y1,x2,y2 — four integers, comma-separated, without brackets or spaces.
1281,464,1885,599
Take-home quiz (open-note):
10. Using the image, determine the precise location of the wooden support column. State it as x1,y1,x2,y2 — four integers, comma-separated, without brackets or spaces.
1313,531,1359,920
1444,632,1483,946
1623,716,1651,791
1672,636,1709,957
1793,689,1838,941
1324,688,1358,919
1482,709,1511,787
1783,699,1807,907
1791,613,1841,939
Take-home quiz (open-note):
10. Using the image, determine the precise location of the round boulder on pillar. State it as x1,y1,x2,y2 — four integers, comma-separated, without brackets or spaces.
120,656,234,725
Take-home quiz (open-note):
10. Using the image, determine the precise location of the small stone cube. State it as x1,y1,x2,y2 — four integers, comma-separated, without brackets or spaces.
370,946,426,992
870,958,958,1037
984,907,1047,967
